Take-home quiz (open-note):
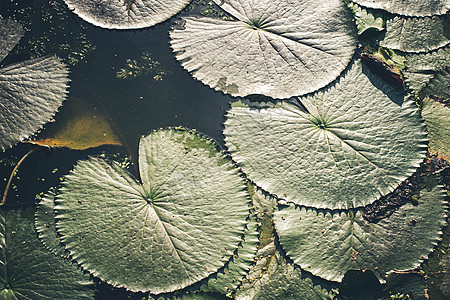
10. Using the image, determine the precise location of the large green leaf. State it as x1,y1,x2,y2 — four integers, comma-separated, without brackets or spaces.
421,97,450,160
35,189,66,257
380,16,450,53
0,18,24,62
199,212,259,296
236,244,336,300
422,67,450,99
55,128,250,294
352,0,450,17
63,0,192,29
0,206,94,299
274,185,447,283
0,56,69,151
170,0,357,98
224,60,427,209
404,46,450,95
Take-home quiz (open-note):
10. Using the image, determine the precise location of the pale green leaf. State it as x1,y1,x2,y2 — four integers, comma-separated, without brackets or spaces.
352,0,450,17
274,185,447,282
224,60,427,209
0,18,24,62
170,0,357,98
380,16,450,53
404,46,450,95
0,56,69,151
0,206,94,299
236,246,336,300
421,97,450,160
55,128,250,294
421,67,450,99
199,212,259,295
63,0,192,29
35,189,66,257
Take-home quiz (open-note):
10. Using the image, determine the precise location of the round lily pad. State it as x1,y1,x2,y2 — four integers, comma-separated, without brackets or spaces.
170,0,357,98
55,128,250,294
274,185,448,282
63,0,192,29
352,0,450,17
0,206,94,299
224,60,427,209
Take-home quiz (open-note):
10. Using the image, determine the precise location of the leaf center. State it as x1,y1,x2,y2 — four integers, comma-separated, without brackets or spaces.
311,116,328,130
246,18,266,30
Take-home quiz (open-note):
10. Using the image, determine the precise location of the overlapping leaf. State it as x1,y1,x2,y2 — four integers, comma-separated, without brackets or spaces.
421,67,450,99
0,18,69,151
380,16,450,53
352,0,450,17
404,46,450,95
224,60,427,209
170,0,357,98
63,0,192,29
0,17,24,62
421,97,450,160
35,189,66,257
236,244,335,300
274,185,447,282
55,128,250,294
199,212,259,295
0,206,93,299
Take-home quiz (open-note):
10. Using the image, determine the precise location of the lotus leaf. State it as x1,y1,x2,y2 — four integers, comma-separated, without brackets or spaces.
35,189,65,257
0,18,69,151
0,206,94,299
421,97,450,160
404,45,450,94
236,245,335,300
170,0,357,98
224,60,427,209
55,128,250,294
352,0,450,17
63,0,192,29
421,67,450,99
274,185,447,282
0,17,24,62
199,212,259,295
380,16,450,53
384,273,428,300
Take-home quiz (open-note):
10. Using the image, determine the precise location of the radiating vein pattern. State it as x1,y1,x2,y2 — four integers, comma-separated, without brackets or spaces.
55,128,250,294
0,56,69,151
63,0,192,29
224,61,427,209
274,185,447,282
170,0,357,98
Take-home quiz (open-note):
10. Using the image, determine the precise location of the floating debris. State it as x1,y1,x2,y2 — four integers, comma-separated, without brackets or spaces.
116,52,168,80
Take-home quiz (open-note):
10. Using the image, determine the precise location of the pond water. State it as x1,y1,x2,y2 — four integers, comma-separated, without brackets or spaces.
0,1,449,299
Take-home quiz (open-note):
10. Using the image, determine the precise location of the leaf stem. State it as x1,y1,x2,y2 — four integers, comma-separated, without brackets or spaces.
1,147,39,205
